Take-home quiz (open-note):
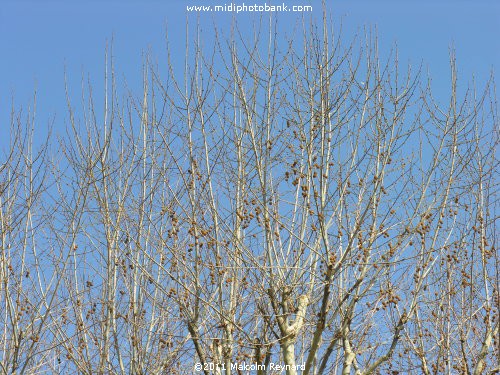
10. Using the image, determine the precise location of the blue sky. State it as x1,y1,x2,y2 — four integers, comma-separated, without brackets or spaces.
0,0,498,149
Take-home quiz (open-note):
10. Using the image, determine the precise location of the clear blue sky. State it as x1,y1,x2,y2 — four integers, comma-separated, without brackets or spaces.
0,0,498,149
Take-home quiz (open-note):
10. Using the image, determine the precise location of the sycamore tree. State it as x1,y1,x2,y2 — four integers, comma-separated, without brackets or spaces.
0,12,497,375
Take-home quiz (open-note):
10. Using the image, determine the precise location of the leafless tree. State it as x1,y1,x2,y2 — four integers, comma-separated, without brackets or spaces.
0,13,497,375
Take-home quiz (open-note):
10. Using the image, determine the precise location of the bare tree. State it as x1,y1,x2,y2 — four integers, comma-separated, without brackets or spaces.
0,13,497,375
0,97,54,374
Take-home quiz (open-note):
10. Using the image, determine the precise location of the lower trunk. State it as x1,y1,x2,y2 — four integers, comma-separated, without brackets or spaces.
282,339,298,375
